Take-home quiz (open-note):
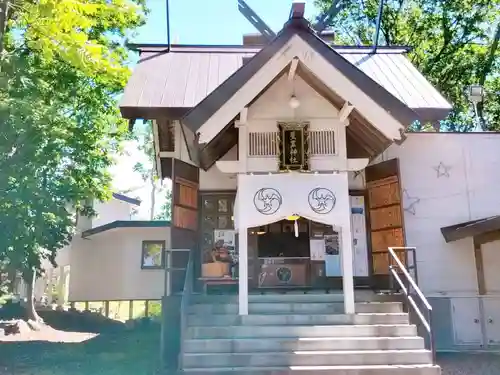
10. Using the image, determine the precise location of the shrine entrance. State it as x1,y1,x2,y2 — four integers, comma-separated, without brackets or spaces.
248,218,340,289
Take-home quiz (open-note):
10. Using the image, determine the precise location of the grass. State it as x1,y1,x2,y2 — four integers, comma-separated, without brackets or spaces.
0,327,164,375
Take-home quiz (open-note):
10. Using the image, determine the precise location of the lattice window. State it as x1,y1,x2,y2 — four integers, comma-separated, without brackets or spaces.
248,130,336,156
309,130,336,155
248,132,278,156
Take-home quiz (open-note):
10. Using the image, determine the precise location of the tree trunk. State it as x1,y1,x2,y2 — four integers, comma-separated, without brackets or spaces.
24,269,41,322
6,266,16,293
150,172,157,220
0,0,9,55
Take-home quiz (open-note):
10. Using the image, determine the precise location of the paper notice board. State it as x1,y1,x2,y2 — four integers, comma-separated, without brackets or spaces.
310,239,326,261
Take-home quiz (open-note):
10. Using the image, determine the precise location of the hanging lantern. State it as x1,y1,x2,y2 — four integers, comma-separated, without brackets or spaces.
286,214,300,238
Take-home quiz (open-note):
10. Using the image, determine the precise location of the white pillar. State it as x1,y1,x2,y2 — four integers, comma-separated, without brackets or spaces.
341,223,355,314
238,227,249,315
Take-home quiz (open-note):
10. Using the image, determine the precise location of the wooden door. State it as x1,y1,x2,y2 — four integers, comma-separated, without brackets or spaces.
171,159,199,292
365,159,406,286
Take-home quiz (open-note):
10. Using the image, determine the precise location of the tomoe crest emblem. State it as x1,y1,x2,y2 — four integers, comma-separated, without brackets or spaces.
308,188,336,214
253,188,282,215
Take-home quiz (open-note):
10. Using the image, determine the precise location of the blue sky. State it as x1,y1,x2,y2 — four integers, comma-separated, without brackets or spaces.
133,0,319,45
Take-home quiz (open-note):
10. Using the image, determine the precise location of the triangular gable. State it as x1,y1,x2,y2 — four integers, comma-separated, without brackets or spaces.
182,18,420,145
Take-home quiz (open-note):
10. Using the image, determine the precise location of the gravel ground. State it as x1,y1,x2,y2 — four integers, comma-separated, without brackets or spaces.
0,324,97,343
439,352,500,375
2,326,500,375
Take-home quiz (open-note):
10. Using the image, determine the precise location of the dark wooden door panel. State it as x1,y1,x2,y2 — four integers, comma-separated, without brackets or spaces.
371,228,405,253
170,160,200,283
367,176,401,208
172,161,199,233
369,206,403,231
365,158,407,278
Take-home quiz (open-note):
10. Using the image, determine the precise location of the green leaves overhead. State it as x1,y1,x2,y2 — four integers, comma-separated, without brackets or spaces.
12,0,147,87
0,0,147,294
315,0,500,131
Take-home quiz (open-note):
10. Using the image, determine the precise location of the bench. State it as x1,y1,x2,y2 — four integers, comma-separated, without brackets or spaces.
198,277,238,294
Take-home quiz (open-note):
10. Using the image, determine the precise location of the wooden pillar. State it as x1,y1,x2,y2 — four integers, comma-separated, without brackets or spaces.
47,269,54,304
144,300,149,318
473,230,500,296
473,237,486,296
128,300,134,320
56,266,68,307
104,301,110,317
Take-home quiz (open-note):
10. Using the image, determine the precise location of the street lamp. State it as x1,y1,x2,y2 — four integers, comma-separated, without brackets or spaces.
466,84,485,131
467,84,485,104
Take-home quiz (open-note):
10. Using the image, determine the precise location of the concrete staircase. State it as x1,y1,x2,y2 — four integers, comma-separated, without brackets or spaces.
182,292,440,374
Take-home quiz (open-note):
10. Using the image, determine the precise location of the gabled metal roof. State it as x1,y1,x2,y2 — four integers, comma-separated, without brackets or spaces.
82,220,170,238
182,18,421,135
121,40,451,124
441,216,500,243
112,192,141,206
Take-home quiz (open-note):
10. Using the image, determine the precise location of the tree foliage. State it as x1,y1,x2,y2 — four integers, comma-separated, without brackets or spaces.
133,122,172,221
154,189,172,221
315,0,500,131
6,0,146,86
0,0,147,315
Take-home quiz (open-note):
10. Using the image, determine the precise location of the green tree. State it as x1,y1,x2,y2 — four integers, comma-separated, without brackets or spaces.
133,122,171,220
0,0,146,320
155,189,172,221
315,0,500,131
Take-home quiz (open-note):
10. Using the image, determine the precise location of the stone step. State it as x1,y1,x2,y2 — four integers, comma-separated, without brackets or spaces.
182,364,441,375
182,349,432,368
188,301,403,315
188,324,418,339
187,313,409,327
190,291,384,305
184,336,426,353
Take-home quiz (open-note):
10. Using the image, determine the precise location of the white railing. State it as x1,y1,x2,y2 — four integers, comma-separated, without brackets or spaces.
388,247,435,364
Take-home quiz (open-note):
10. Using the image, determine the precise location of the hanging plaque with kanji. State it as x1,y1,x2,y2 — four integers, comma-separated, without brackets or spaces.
277,122,309,171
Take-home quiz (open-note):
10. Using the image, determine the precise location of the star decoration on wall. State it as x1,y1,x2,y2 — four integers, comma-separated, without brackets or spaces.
433,162,451,178
403,189,420,216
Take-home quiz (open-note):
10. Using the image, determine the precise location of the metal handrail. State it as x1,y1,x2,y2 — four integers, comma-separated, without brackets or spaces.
387,247,436,365
178,250,194,371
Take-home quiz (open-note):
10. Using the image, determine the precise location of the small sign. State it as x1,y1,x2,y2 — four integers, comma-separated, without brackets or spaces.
310,239,326,261
324,234,340,256
277,122,309,171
